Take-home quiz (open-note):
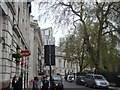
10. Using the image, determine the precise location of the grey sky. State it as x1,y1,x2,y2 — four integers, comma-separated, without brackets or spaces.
31,1,65,46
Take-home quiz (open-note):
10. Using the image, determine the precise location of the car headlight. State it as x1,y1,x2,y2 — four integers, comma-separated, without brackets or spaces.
81,80,84,82
95,80,100,85
106,81,109,85
55,84,58,86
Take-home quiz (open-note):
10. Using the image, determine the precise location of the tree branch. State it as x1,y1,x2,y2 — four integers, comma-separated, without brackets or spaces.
102,30,119,36
81,60,91,71
59,2,81,17
73,19,80,30
95,2,101,22
104,3,113,17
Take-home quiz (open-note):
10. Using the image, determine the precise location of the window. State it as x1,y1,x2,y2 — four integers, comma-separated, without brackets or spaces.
86,75,90,79
94,75,105,80
90,76,94,80
64,60,65,68
18,7,20,24
44,30,50,36
53,76,61,81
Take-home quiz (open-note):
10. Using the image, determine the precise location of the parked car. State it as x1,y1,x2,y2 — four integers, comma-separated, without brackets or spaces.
84,74,109,89
67,75,74,83
76,76,85,85
50,75,63,90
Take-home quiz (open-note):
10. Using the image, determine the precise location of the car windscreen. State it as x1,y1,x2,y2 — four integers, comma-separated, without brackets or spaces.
52,76,62,81
94,75,105,80
80,76,85,80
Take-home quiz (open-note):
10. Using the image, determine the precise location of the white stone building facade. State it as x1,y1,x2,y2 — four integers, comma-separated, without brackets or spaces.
0,1,32,89
29,15,43,81
54,37,80,77
55,47,79,76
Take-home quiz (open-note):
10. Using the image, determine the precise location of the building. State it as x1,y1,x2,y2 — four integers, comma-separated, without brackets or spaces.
55,46,76,76
54,38,79,76
55,48,66,76
41,27,55,45
29,15,43,81
41,27,55,75
0,1,32,89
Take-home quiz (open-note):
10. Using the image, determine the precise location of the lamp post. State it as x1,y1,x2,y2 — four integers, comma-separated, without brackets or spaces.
49,38,52,86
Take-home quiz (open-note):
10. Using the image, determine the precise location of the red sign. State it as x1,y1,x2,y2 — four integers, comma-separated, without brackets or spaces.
21,50,31,56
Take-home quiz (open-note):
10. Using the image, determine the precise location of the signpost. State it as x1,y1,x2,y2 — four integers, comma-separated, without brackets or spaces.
21,50,31,56
44,45,55,85
44,45,55,65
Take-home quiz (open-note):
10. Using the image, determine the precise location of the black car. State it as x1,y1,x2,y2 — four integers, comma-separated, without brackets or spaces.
50,75,63,90
76,76,85,85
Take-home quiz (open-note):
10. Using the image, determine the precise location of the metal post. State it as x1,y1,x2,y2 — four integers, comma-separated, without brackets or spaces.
48,36,52,87
49,44,52,86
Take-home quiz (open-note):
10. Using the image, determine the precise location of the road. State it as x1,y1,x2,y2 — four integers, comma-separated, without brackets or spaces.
63,80,112,90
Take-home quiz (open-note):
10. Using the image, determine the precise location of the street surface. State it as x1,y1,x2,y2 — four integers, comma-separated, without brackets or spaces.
63,80,112,90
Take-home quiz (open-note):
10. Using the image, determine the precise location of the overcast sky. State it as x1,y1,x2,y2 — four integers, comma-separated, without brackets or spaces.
31,1,66,46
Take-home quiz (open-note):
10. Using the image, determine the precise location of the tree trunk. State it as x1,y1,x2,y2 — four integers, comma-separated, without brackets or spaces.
82,20,100,71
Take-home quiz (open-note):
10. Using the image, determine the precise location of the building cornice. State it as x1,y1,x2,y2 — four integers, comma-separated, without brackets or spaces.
30,19,44,46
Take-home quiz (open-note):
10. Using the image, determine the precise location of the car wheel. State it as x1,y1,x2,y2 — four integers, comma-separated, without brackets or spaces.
93,84,96,89
105,86,109,89
85,83,88,87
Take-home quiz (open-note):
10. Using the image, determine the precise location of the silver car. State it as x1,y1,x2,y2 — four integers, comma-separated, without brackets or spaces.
84,74,109,88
